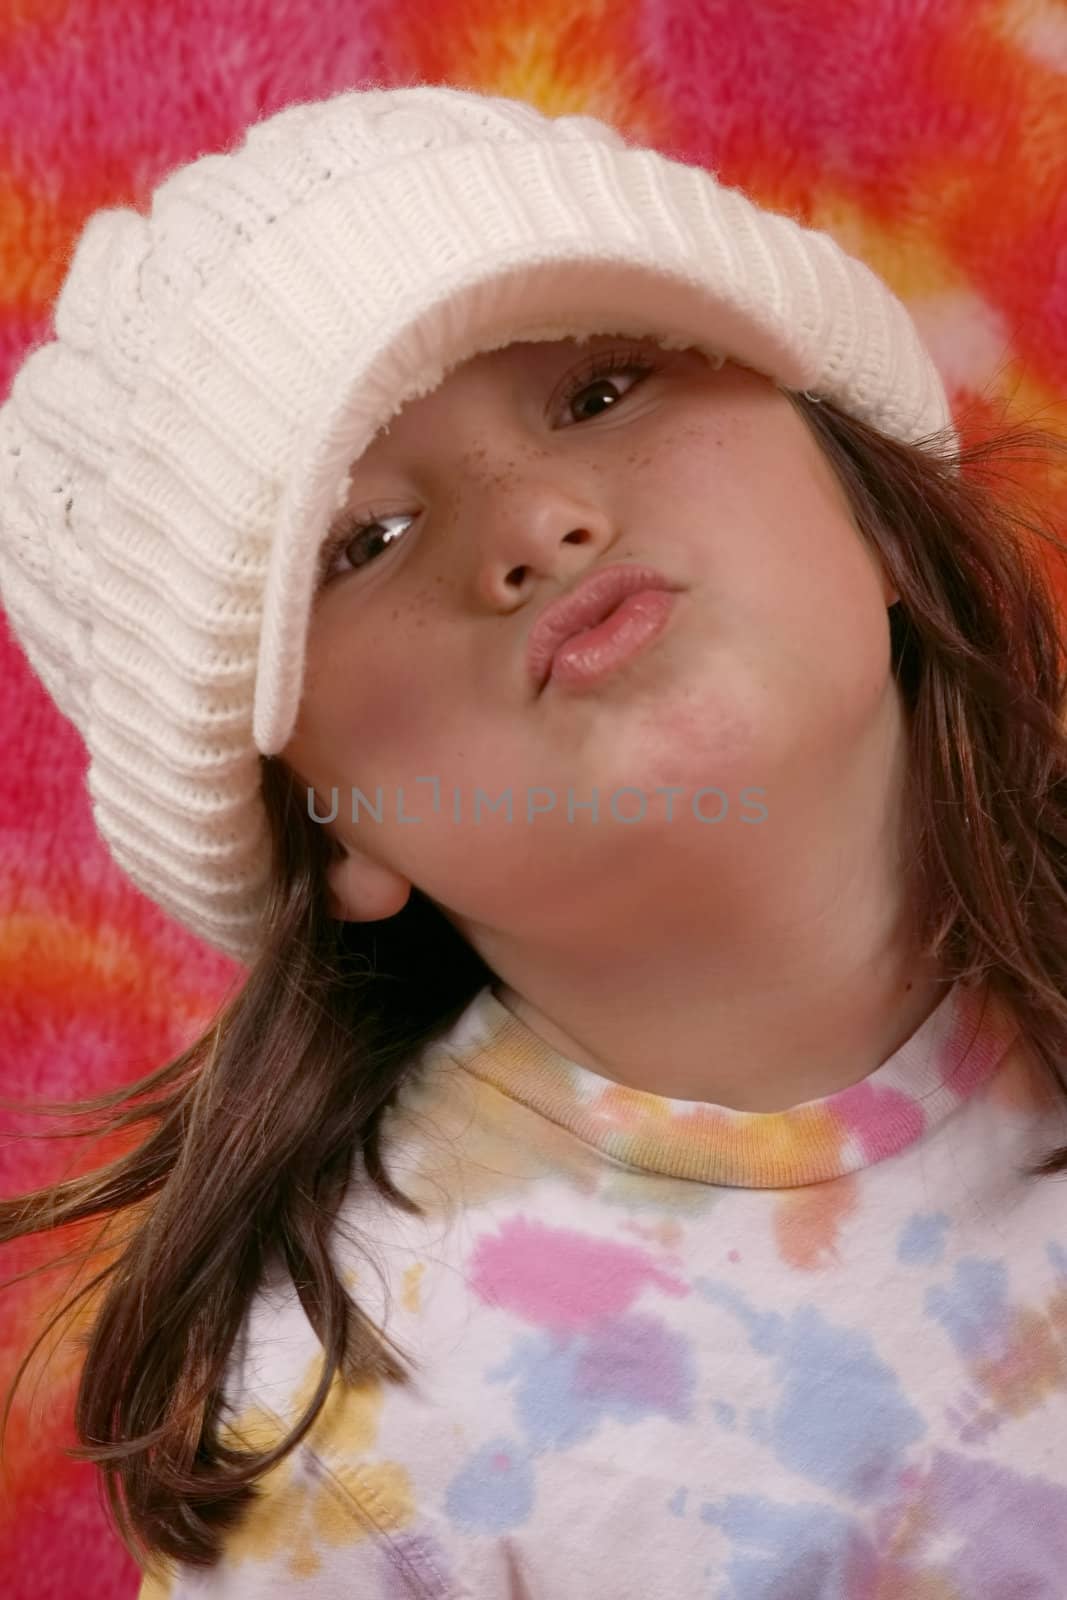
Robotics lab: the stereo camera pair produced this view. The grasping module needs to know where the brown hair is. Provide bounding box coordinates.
[4,390,1067,1575]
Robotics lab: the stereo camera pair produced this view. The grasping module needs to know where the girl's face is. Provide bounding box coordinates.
[282,334,900,961]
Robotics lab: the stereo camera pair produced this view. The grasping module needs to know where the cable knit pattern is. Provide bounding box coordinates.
[0,84,954,965]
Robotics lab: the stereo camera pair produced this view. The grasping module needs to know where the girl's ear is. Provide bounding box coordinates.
[877,560,899,610]
[325,844,413,922]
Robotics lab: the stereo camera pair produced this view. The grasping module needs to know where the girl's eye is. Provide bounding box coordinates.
[317,509,412,588]
[555,347,658,425]
[317,347,659,587]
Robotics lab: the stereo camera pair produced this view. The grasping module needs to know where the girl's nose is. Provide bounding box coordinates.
[460,473,617,607]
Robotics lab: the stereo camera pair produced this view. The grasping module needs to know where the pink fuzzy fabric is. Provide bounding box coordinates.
[1,2,1065,1595]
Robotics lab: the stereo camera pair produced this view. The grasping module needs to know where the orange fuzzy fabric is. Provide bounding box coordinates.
[1,3,1066,1595]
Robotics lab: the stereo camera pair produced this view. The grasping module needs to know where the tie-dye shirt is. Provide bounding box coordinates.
[140,978,1067,1599]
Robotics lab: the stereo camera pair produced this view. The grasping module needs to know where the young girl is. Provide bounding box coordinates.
[2,81,1067,1599]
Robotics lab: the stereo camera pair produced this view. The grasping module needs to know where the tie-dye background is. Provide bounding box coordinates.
[1,2,1066,1595]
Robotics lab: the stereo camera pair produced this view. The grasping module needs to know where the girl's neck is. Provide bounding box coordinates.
[490,956,953,1115]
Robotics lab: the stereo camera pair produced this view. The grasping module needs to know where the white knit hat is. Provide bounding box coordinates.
[0,83,955,966]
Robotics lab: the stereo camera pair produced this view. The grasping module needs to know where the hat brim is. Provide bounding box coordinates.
[248,136,950,757]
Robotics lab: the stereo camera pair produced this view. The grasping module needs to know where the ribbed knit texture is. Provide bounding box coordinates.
[456,979,1018,1186]
[0,84,955,966]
